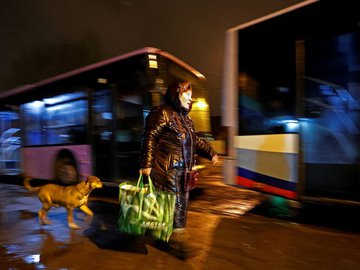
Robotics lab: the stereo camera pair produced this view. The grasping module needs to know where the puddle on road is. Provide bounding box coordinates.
[189,198,260,217]
[1,244,47,270]
[1,229,77,270]
[188,183,264,217]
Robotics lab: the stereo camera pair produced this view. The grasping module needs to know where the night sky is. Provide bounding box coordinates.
[0,0,303,116]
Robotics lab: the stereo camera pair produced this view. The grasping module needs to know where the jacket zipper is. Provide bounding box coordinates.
[180,115,193,170]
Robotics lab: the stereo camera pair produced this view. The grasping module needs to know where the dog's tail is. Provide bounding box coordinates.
[23,177,40,192]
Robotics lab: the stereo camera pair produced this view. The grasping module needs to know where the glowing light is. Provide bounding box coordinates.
[148,54,157,60]
[43,96,65,105]
[24,254,40,263]
[25,100,44,111]
[285,121,299,132]
[97,78,108,84]
[149,60,158,69]
[102,112,112,119]
[194,98,208,110]
[46,103,71,111]
[43,92,85,105]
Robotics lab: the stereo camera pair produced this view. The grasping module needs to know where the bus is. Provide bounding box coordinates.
[0,47,212,184]
[222,0,360,204]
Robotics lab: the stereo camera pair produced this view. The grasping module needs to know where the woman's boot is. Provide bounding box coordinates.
[168,228,197,260]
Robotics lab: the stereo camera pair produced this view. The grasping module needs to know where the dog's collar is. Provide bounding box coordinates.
[78,181,92,196]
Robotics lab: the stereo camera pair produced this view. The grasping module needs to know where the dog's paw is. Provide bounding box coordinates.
[69,223,81,230]
[39,218,52,225]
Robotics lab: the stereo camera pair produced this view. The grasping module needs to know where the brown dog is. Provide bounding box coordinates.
[24,176,103,229]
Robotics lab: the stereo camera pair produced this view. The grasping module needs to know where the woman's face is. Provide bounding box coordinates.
[179,90,192,110]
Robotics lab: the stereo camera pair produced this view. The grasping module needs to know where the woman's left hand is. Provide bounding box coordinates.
[212,154,219,165]
[139,168,152,176]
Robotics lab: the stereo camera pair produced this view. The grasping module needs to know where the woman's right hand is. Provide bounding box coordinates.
[140,168,152,176]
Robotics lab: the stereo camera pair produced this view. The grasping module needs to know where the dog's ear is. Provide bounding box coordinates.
[87,175,96,182]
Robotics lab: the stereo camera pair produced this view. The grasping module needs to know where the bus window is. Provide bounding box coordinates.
[22,101,45,146]
[237,26,298,135]
[0,112,21,175]
[44,98,87,145]
[301,31,360,199]
[22,91,88,146]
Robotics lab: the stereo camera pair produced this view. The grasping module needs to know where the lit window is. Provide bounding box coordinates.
[97,78,108,84]
[149,60,158,69]
[148,54,157,60]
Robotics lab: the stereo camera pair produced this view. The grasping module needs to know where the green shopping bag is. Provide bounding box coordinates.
[117,174,176,242]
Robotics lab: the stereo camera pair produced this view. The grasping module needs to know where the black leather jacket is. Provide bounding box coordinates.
[141,104,216,193]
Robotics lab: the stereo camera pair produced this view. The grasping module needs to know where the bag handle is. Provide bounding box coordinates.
[137,174,155,193]
[136,174,144,188]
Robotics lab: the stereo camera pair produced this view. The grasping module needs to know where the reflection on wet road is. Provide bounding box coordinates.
[0,182,228,269]
[1,180,360,269]
[189,178,264,217]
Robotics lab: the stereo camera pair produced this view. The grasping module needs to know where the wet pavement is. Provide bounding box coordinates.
[1,175,360,270]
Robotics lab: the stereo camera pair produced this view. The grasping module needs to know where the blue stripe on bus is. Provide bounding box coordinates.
[237,167,296,192]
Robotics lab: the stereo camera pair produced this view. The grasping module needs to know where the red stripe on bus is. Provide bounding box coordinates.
[236,176,297,199]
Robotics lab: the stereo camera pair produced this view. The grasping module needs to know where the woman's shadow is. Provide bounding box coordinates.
[83,199,151,254]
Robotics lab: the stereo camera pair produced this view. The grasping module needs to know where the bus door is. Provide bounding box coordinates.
[115,88,144,181]
[92,88,116,181]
